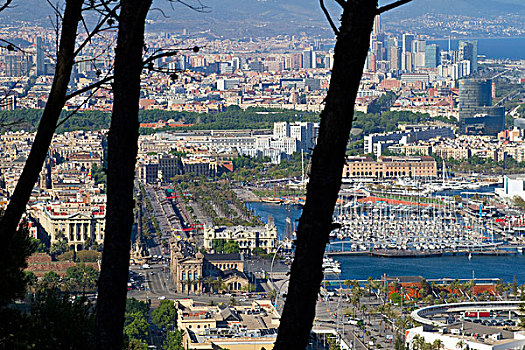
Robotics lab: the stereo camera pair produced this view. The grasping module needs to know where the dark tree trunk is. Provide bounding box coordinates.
[95,0,152,348]
[274,1,378,348]
[0,0,82,251]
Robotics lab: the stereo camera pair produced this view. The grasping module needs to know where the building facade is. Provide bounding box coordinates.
[170,242,251,295]
[343,156,437,179]
[459,79,505,135]
[203,224,278,254]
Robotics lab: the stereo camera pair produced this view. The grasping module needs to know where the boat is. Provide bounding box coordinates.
[323,257,342,274]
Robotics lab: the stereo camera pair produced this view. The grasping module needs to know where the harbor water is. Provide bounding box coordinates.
[246,201,525,283]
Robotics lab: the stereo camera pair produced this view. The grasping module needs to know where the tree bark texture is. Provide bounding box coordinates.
[0,0,82,253]
[274,1,378,349]
[95,0,151,348]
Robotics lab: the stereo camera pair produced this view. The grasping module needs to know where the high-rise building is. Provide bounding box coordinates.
[36,36,45,76]
[373,14,381,37]
[412,40,426,53]
[5,53,29,77]
[402,34,415,54]
[459,40,478,72]
[302,48,313,69]
[402,52,413,72]
[389,46,401,70]
[459,79,504,135]
[401,33,415,70]
[425,44,440,68]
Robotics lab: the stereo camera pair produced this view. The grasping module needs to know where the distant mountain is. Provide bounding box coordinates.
[385,0,525,18]
[1,0,523,37]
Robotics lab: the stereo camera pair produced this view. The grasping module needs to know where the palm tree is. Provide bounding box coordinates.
[268,290,277,303]
[432,339,444,350]
[204,277,214,294]
[214,277,226,293]
[455,340,467,350]
[195,276,204,295]
[412,334,426,350]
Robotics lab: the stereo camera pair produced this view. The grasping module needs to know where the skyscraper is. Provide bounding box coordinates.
[36,37,45,76]
[459,79,504,135]
[402,34,415,54]
[389,46,401,70]
[5,53,29,77]
[425,44,440,68]
[459,40,478,72]
[302,48,313,69]
[373,14,381,37]
[401,33,415,70]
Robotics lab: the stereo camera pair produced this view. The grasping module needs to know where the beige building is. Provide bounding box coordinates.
[343,156,437,179]
[203,224,278,254]
[389,144,432,156]
[433,146,471,160]
[170,241,250,295]
[175,298,280,350]
[31,204,105,250]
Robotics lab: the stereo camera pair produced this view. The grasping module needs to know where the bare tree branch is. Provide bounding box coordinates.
[320,0,340,36]
[57,82,107,129]
[64,75,114,101]
[46,0,64,21]
[74,3,121,56]
[101,0,120,19]
[169,0,210,13]
[0,38,25,53]
[0,0,13,13]
[377,0,412,14]
[143,45,201,65]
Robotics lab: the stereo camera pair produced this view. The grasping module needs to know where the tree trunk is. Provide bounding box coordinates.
[95,0,152,348]
[0,0,82,250]
[274,1,377,349]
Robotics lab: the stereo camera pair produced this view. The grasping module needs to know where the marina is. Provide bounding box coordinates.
[246,179,525,283]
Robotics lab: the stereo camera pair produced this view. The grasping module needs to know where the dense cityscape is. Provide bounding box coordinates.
[1,1,525,349]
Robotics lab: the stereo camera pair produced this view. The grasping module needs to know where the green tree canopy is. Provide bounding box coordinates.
[64,263,99,293]
[124,311,150,342]
[163,329,184,350]
[152,299,177,331]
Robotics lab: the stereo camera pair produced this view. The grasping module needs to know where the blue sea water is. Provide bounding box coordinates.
[427,37,525,60]
[247,201,525,283]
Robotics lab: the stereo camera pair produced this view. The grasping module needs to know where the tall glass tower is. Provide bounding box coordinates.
[36,37,45,76]
[459,79,504,135]
[424,44,440,68]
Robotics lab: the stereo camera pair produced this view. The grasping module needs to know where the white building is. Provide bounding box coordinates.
[496,175,525,201]
[204,224,278,254]
[31,203,106,250]
[407,323,525,350]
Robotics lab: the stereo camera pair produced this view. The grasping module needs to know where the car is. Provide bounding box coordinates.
[158,296,166,300]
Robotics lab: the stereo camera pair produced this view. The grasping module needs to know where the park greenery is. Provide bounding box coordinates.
[176,178,263,227]
[229,152,308,185]
[91,163,107,187]
[124,298,184,349]
[0,106,456,141]
[0,106,319,134]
